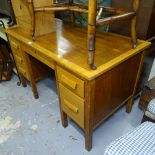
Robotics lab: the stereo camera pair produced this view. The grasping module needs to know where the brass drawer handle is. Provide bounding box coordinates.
[64,99,78,113]
[61,75,77,90]
[11,41,19,50]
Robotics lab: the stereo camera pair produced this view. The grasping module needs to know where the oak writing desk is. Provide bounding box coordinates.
[6,21,150,151]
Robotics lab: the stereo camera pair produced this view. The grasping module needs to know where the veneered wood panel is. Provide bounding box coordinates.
[93,53,142,127]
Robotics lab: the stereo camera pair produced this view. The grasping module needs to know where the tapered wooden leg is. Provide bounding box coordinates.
[61,111,68,128]
[19,73,27,87]
[85,80,95,151]
[30,79,39,99]
[131,16,137,49]
[126,97,134,113]
[85,125,93,151]
[23,52,39,99]
[55,70,68,128]
[126,52,144,113]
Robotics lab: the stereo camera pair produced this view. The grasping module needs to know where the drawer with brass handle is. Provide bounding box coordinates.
[59,83,84,128]
[57,66,84,98]
[64,99,79,113]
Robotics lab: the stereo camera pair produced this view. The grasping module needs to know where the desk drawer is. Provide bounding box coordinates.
[57,66,84,98]
[14,55,27,79]
[19,66,28,79]
[59,83,84,128]
[9,37,21,57]
[22,45,55,70]
[14,55,25,68]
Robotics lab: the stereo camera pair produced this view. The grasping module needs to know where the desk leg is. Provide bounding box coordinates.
[126,52,144,113]
[23,53,39,99]
[0,63,3,81]
[85,80,95,151]
[30,79,39,99]
[126,98,133,113]
[19,72,27,87]
[61,111,68,128]
[55,69,68,128]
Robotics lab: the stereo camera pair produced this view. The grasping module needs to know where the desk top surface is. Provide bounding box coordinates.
[6,21,151,80]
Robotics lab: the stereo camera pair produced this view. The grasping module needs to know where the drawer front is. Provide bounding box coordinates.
[57,66,84,98]
[22,45,55,70]
[19,66,28,79]
[14,55,25,69]
[14,55,27,79]
[9,37,21,57]
[59,84,84,128]
[9,37,28,79]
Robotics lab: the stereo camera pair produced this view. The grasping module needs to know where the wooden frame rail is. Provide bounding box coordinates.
[27,0,140,70]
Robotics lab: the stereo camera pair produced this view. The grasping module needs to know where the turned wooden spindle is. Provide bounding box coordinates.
[131,0,140,48]
[69,0,75,26]
[27,0,36,40]
[87,0,97,70]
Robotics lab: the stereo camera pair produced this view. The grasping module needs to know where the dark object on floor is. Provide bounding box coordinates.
[139,76,155,110]
[141,99,155,123]
[140,77,155,123]
[0,37,13,81]
[141,114,155,123]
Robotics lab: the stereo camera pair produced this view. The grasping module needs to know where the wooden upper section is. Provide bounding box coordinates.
[6,20,151,80]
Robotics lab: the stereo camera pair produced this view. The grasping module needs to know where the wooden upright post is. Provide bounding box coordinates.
[131,0,140,48]
[88,0,97,70]
[69,0,75,26]
[27,0,36,40]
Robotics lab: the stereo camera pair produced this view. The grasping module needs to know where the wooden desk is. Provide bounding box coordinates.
[6,21,150,151]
